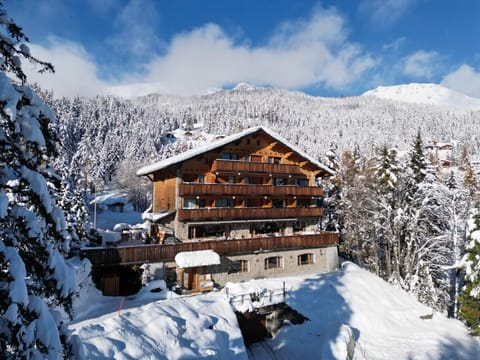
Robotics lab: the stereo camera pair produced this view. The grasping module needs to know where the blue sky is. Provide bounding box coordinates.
[8,0,480,98]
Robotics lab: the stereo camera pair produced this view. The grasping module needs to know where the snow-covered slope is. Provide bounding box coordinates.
[70,262,479,359]
[362,83,480,110]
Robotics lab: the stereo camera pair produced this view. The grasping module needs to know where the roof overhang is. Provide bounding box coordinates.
[136,126,334,177]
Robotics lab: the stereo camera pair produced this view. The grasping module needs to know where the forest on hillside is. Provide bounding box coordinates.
[37,85,480,194]
[34,86,480,334]
[1,3,479,358]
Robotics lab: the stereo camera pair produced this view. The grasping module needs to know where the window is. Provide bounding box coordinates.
[293,221,306,232]
[184,198,197,209]
[268,156,281,164]
[228,176,235,184]
[265,256,283,270]
[297,198,311,208]
[215,199,227,208]
[272,199,286,208]
[221,153,238,160]
[198,175,205,183]
[313,197,323,207]
[244,176,250,184]
[231,260,249,273]
[227,199,235,207]
[189,224,226,239]
[244,154,250,161]
[252,222,280,235]
[297,178,308,186]
[273,178,286,186]
[298,253,314,266]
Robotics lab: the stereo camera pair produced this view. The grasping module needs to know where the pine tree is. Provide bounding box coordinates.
[374,145,399,279]
[463,162,479,198]
[410,130,427,184]
[458,207,480,335]
[0,3,77,358]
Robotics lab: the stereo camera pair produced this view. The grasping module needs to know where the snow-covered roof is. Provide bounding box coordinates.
[90,191,129,206]
[136,126,334,176]
[141,210,176,222]
[175,250,221,268]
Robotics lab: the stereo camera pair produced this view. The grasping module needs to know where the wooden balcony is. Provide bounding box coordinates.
[177,206,323,221]
[179,183,324,197]
[82,232,339,266]
[211,159,302,176]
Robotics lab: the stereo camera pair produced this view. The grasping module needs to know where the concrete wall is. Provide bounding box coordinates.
[150,245,339,288]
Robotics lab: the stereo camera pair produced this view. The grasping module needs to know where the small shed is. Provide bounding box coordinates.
[175,250,220,293]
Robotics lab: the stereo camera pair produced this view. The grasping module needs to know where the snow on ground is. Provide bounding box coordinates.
[71,285,246,360]
[89,190,143,231]
[70,262,479,359]
[91,206,143,231]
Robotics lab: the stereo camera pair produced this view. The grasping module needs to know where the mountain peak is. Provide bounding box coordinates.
[232,83,261,91]
[362,83,480,110]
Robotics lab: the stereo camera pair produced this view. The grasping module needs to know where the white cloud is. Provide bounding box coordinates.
[403,50,439,78]
[441,64,480,98]
[106,0,164,59]
[382,37,406,51]
[139,8,376,96]
[24,38,110,98]
[359,0,414,26]
[24,7,377,98]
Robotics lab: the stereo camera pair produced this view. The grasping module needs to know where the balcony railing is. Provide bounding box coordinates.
[82,232,339,266]
[177,206,323,221]
[179,183,324,197]
[211,159,302,176]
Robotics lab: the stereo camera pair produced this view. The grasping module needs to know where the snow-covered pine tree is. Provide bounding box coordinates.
[374,145,399,280]
[407,175,453,311]
[336,148,382,273]
[0,4,77,358]
[318,144,342,232]
[458,205,480,335]
[442,171,470,317]
[410,130,427,184]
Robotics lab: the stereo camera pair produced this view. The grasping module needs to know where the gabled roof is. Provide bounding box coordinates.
[136,126,334,176]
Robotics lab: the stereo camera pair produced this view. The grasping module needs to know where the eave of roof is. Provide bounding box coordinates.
[136,126,334,176]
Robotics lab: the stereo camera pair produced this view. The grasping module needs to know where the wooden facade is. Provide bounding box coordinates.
[83,232,339,266]
[177,207,324,221]
[131,127,339,292]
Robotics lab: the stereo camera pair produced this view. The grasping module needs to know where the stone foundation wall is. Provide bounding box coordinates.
[212,246,338,286]
[151,245,338,288]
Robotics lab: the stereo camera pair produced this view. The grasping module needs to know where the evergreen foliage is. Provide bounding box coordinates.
[328,134,474,315]
[0,3,81,358]
[458,209,480,335]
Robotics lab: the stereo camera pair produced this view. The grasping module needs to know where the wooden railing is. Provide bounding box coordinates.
[177,206,324,221]
[82,232,339,266]
[179,183,323,197]
[212,159,302,176]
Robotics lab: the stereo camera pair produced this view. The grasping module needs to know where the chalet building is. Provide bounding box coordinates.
[133,126,339,292]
